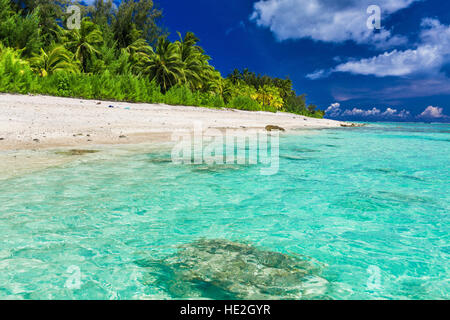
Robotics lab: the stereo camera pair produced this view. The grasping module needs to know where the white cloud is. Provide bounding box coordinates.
[382,107,397,116]
[334,45,443,77]
[342,107,381,117]
[325,102,342,117]
[418,106,447,119]
[250,0,417,47]
[306,69,330,80]
[314,18,450,78]
[325,102,412,119]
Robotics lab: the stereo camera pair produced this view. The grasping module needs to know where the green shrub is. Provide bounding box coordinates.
[0,47,33,93]
[164,85,200,106]
[228,95,262,111]
[55,72,71,96]
[146,79,165,103]
[261,105,278,113]
[0,46,315,116]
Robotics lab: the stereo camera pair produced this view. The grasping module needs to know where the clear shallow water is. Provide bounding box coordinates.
[0,122,449,300]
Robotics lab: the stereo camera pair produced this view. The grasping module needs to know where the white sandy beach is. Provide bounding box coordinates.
[0,94,350,179]
[0,93,347,151]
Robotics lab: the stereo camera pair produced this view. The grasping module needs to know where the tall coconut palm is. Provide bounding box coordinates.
[175,31,220,91]
[29,45,79,76]
[64,18,103,72]
[175,32,205,88]
[140,37,184,93]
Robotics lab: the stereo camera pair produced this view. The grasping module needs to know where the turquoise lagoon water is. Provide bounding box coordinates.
[0,122,449,299]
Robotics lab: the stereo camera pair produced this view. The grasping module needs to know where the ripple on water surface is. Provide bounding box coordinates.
[0,123,449,299]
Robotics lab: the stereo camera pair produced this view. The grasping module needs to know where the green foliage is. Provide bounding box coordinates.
[175,31,212,90]
[140,37,184,93]
[283,94,323,117]
[54,72,70,95]
[13,0,70,46]
[111,0,163,48]
[254,85,284,110]
[284,94,307,114]
[91,44,132,75]
[229,96,262,111]
[227,68,293,97]
[0,0,43,57]
[202,94,225,109]
[0,0,324,117]
[0,45,33,93]
[164,85,200,106]
[29,45,79,76]
[226,68,325,116]
[63,18,103,73]
[29,71,164,103]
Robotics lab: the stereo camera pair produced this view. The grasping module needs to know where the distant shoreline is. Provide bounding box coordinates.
[0,94,350,152]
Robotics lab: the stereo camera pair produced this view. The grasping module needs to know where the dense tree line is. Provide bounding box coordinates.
[0,0,324,117]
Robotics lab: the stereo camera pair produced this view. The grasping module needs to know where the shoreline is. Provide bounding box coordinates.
[0,93,350,152]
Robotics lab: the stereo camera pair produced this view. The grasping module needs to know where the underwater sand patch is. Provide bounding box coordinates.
[55,149,99,156]
[137,239,328,300]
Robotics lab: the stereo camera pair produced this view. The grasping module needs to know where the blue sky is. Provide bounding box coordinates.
[86,1,450,122]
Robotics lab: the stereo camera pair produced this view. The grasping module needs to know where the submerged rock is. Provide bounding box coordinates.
[56,149,99,156]
[137,239,329,300]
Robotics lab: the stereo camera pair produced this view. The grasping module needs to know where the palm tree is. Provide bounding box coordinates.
[273,78,293,99]
[228,69,241,84]
[29,45,79,76]
[175,32,207,89]
[126,37,152,73]
[64,18,103,72]
[140,37,184,93]
[204,75,234,103]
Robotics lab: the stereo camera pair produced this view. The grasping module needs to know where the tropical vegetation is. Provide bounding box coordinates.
[0,0,324,118]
